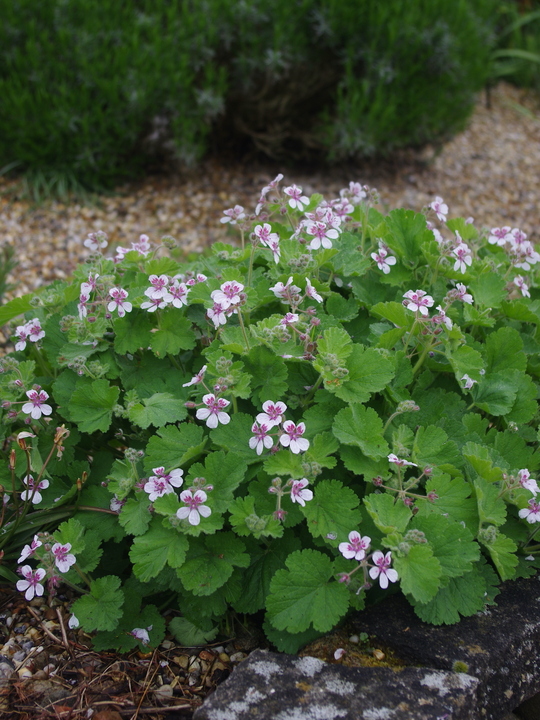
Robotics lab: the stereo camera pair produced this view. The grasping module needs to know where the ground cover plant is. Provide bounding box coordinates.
[1,176,540,654]
[0,0,497,194]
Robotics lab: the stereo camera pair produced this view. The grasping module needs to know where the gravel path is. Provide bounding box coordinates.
[0,81,539,302]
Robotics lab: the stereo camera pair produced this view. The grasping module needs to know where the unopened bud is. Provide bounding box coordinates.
[427,491,438,502]
[372,476,383,486]
[184,401,197,408]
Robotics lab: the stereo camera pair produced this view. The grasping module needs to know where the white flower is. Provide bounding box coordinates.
[18,535,42,564]
[455,283,473,304]
[256,400,287,428]
[387,454,417,468]
[51,543,77,573]
[307,221,339,250]
[519,499,540,524]
[211,281,244,309]
[68,614,79,629]
[20,475,49,505]
[369,551,398,589]
[429,196,448,223]
[371,244,397,274]
[488,226,512,246]
[146,274,170,299]
[289,478,313,507]
[433,305,452,330]
[16,566,46,601]
[176,489,211,525]
[279,421,309,454]
[339,531,371,561]
[140,295,171,312]
[462,374,477,390]
[183,365,207,387]
[169,280,190,307]
[452,242,473,274]
[249,422,274,455]
[283,185,309,211]
[196,394,231,428]
[280,312,299,326]
[207,301,228,328]
[513,276,530,298]
[22,389,52,420]
[107,288,132,318]
[270,277,301,301]
[220,205,245,224]
[130,626,152,645]
[144,466,184,501]
[305,278,323,303]
[403,290,434,316]
[518,469,539,495]
[84,231,108,252]
[254,223,279,247]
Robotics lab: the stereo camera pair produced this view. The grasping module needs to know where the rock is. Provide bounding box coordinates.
[193,649,480,720]
[194,574,540,720]
[348,575,540,719]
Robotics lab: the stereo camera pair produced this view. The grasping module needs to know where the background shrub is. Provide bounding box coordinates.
[491,0,540,91]
[0,0,498,194]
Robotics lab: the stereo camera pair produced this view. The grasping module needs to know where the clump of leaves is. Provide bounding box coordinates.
[1,178,540,654]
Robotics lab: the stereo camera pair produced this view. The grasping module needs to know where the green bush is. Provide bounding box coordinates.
[0,0,498,194]
[491,1,540,90]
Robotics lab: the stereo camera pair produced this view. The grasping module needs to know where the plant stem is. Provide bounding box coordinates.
[237,310,250,351]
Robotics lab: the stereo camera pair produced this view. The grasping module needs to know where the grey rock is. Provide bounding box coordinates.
[194,648,480,720]
[349,575,540,719]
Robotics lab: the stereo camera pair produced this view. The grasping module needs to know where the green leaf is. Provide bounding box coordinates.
[505,371,538,424]
[371,301,412,328]
[412,514,480,579]
[302,391,346,436]
[333,405,389,459]
[334,345,395,404]
[471,373,518,416]
[263,450,305,479]
[331,231,371,276]
[474,477,507,526]
[384,209,431,266]
[262,618,323,655]
[364,494,412,534]
[233,532,301,614]
[210,412,260,464]
[485,327,527,374]
[411,570,488,624]
[144,423,206,473]
[229,496,284,539]
[71,576,124,632]
[307,432,339,468]
[118,496,152,536]
[113,310,153,353]
[187,451,247,513]
[340,446,389,478]
[53,518,86,555]
[127,392,188,429]
[301,479,362,544]
[413,426,460,469]
[480,531,518,581]
[177,533,249,596]
[463,442,506,482]
[150,311,196,357]
[326,293,360,322]
[169,617,218,646]
[129,519,189,582]
[394,544,442,604]
[500,299,540,323]
[0,294,33,325]
[69,379,120,433]
[243,346,288,406]
[424,473,479,534]
[266,549,350,633]
[469,273,507,308]
[447,345,484,384]
[314,327,353,366]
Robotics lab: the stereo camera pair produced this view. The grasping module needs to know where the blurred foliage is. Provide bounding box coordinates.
[492,1,540,89]
[0,0,499,195]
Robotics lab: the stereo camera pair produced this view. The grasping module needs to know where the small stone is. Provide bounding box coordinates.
[173,655,189,670]
[154,684,174,699]
[218,653,230,663]
[229,652,246,663]
[349,635,360,644]
[161,640,174,650]
[17,666,33,679]
[199,650,215,661]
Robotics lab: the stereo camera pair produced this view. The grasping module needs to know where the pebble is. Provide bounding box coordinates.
[229,652,246,663]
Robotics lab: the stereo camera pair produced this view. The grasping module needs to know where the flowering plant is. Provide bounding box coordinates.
[1,177,540,653]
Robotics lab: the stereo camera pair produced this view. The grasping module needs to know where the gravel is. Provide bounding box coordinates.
[0,82,539,304]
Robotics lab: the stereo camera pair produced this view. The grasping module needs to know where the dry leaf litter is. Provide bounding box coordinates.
[0,82,539,719]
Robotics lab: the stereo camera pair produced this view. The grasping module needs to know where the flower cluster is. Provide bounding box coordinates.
[338,531,399,590]
[16,534,77,601]
[140,273,196,312]
[249,400,310,455]
[13,318,45,352]
[207,280,245,328]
